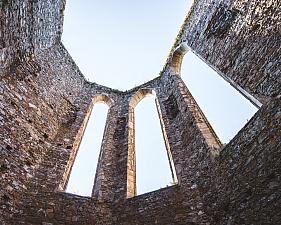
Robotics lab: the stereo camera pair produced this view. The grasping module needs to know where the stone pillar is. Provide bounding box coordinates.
[127,105,136,198]
[92,98,130,203]
[91,105,118,201]
[157,74,222,185]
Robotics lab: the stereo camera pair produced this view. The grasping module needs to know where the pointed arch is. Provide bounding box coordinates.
[64,94,113,196]
[170,42,189,75]
[92,94,114,106]
[127,89,177,197]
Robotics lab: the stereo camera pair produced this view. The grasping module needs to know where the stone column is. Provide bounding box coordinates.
[157,74,222,185]
[92,98,130,203]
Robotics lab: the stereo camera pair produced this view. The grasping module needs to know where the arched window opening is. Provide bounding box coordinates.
[130,91,176,196]
[65,102,109,196]
[181,51,258,144]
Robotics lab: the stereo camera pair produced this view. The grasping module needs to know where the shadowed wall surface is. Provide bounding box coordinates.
[0,0,280,224]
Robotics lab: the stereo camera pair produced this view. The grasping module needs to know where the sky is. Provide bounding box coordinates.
[62,0,192,90]
[63,0,258,196]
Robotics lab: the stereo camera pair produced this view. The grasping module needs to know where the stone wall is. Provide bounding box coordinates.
[1,0,280,224]
[0,0,64,71]
[206,98,281,224]
[165,0,281,106]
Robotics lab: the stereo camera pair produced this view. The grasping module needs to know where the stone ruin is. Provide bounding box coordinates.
[0,0,280,224]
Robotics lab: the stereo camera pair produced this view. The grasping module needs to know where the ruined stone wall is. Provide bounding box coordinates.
[162,1,281,222]
[4,73,222,224]
[165,0,281,106]
[0,44,88,221]
[1,0,280,224]
[205,98,281,224]
[0,0,88,220]
[13,192,112,225]
[0,0,64,71]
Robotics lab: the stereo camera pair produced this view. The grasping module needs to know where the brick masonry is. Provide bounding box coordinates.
[0,0,280,224]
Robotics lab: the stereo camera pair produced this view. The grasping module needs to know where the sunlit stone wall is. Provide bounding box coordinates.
[0,0,280,224]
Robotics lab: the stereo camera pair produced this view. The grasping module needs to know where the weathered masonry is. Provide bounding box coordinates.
[0,0,280,224]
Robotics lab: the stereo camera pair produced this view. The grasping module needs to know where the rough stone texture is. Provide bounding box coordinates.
[165,0,281,106]
[0,0,280,224]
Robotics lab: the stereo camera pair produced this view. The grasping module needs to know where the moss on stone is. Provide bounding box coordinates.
[0,0,9,8]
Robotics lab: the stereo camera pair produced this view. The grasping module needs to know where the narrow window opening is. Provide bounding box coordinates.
[135,94,175,195]
[181,52,258,144]
[65,103,109,196]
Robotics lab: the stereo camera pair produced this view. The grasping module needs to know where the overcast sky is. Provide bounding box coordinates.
[62,0,258,197]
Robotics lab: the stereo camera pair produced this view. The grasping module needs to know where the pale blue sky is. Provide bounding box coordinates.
[66,103,109,196]
[63,0,258,196]
[62,0,192,89]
